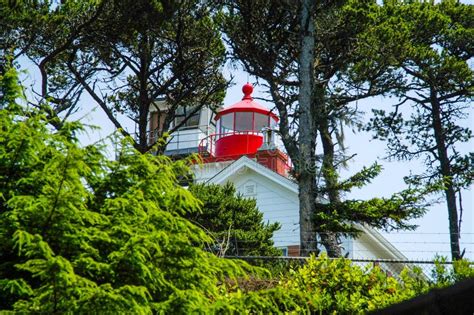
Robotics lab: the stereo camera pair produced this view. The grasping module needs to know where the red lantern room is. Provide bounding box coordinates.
[198,83,290,177]
[212,83,278,157]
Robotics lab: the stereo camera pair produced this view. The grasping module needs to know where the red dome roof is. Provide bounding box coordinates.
[215,84,279,122]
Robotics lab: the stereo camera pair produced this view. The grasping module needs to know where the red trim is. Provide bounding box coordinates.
[215,108,279,122]
[196,145,291,178]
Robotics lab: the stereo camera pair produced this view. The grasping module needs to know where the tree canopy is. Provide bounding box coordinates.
[220,0,439,256]
[0,0,227,153]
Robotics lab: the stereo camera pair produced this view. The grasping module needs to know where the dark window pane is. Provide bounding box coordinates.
[173,106,201,128]
[186,112,200,127]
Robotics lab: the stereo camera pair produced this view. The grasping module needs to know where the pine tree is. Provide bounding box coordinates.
[221,0,431,256]
[364,0,473,260]
[0,0,227,152]
[187,183,281,257]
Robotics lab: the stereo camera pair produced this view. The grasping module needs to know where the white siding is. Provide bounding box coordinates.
[353,232,400,260]
[353,234,383,260]
[224,171,300,247]
[192,161,234,183]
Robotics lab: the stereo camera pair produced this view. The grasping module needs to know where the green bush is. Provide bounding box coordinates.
[284,254,428,313]
[213,254,430,314]
[431,256,474,287]
[222,254,472,314]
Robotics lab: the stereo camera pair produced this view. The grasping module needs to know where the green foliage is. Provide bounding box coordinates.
[212,286,312,314]
[0,66,251,313]
[431,256,474,287]
[0,60,22,108]
[212,254,434,314]
[214,254,473,314]
[187,183,281,257]
[283,254,429,313]
[221,0,442,257]
[1,0,227,152]
[363,0,473,191]
[314,162,434,235]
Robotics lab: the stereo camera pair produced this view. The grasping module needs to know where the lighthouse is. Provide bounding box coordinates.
[151,84,407,262]
[198,83,290,177]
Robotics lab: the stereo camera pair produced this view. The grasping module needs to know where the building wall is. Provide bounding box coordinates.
[192,161,235,183]
[229,170,353,257]
[166,127,207,151]
[353,234,384,260]
[352,229,404,261]
[223,169,300,248]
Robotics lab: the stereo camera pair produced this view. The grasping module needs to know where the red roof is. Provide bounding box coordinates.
[214,84,279,122]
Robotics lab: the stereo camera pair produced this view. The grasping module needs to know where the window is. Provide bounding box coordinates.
[220,113,234,134]
[235,112,253,131]
[243,182,257,196]
[254,113,269,131]
[174,106,200,128]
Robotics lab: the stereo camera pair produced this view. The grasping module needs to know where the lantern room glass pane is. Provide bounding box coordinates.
[270,117,278,128]
[235,112,253,131]
[220,113,234,133]
[254,113,269,131]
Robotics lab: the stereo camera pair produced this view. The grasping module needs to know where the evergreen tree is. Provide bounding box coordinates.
[364,0,473,260]
[188,183,281,257]
[0,0,227,153]
[221,0,430,256]
[0,64,249,313]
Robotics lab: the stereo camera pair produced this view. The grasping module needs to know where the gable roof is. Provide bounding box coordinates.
[356,224,408,261]
[206,156,298,194]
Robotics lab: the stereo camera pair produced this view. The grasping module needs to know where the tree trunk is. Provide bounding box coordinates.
[318,103,342,257]
[138,33,151,154]
[430,88,461,260]
[297,0,318,256]
[298,173,318,255]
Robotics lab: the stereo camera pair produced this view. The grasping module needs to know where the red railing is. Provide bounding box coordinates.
[198,130,263,157]
[198,131,293,173]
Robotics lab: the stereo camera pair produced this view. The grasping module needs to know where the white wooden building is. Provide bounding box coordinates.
[193,155,407,261]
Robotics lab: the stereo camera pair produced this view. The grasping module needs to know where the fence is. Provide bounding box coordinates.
[224,255,473,280]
